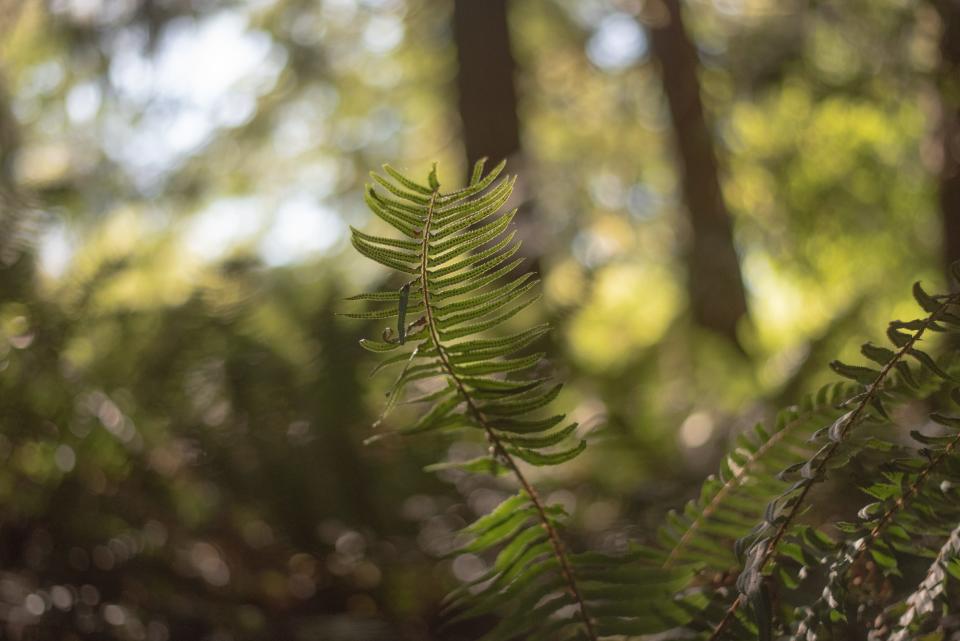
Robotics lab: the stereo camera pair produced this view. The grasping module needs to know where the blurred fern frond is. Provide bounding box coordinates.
[701,279,960,641]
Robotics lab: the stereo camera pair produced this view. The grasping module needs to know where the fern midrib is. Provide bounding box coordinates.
[708,295,958,641]
[418,188,598,641]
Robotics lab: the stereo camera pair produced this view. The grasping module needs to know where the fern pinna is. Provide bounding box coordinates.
[348,159,960,641]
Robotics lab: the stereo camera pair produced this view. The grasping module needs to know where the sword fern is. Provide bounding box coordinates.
[346,160,600,640]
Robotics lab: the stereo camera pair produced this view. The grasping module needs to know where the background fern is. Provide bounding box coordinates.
[698,279,960,640]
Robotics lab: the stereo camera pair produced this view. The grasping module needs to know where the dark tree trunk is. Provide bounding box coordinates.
[934,0,960,284]
[452,0,522,172]
[648,0,749,348]
[451,0,553,270]
[0,82,17,187]
[0,75,31,270]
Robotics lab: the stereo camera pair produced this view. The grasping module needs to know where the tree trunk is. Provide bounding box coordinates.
[648,0,749,348]
[452,0,522,173]
[452,0,553,268]
[934,0,960,284]
[0,74,31,273]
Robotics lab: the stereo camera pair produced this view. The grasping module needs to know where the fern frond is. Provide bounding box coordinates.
[706,283,960,641]
[889,522,960,640]
[347,160,600,640]
[660,382,852,573]
[794,399,960,639]
[656,379,937,638]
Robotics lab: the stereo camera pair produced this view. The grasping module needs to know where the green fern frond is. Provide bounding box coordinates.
[656,377,942,638]
[347,160,599,640]
[659,382,852,573]
[704,282,960,641]
[794,397,960,639]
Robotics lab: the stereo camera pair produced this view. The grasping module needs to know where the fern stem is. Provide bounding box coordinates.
[707,295,959,641]
[418,189,599,641]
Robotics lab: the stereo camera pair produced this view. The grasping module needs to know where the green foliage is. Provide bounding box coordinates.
[348,160,601,640]
[717,281,960,641]
[351,161,960,641]
[657,381,852,573]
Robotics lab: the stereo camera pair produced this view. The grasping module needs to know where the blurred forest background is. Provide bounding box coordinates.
[0,0,956,639]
